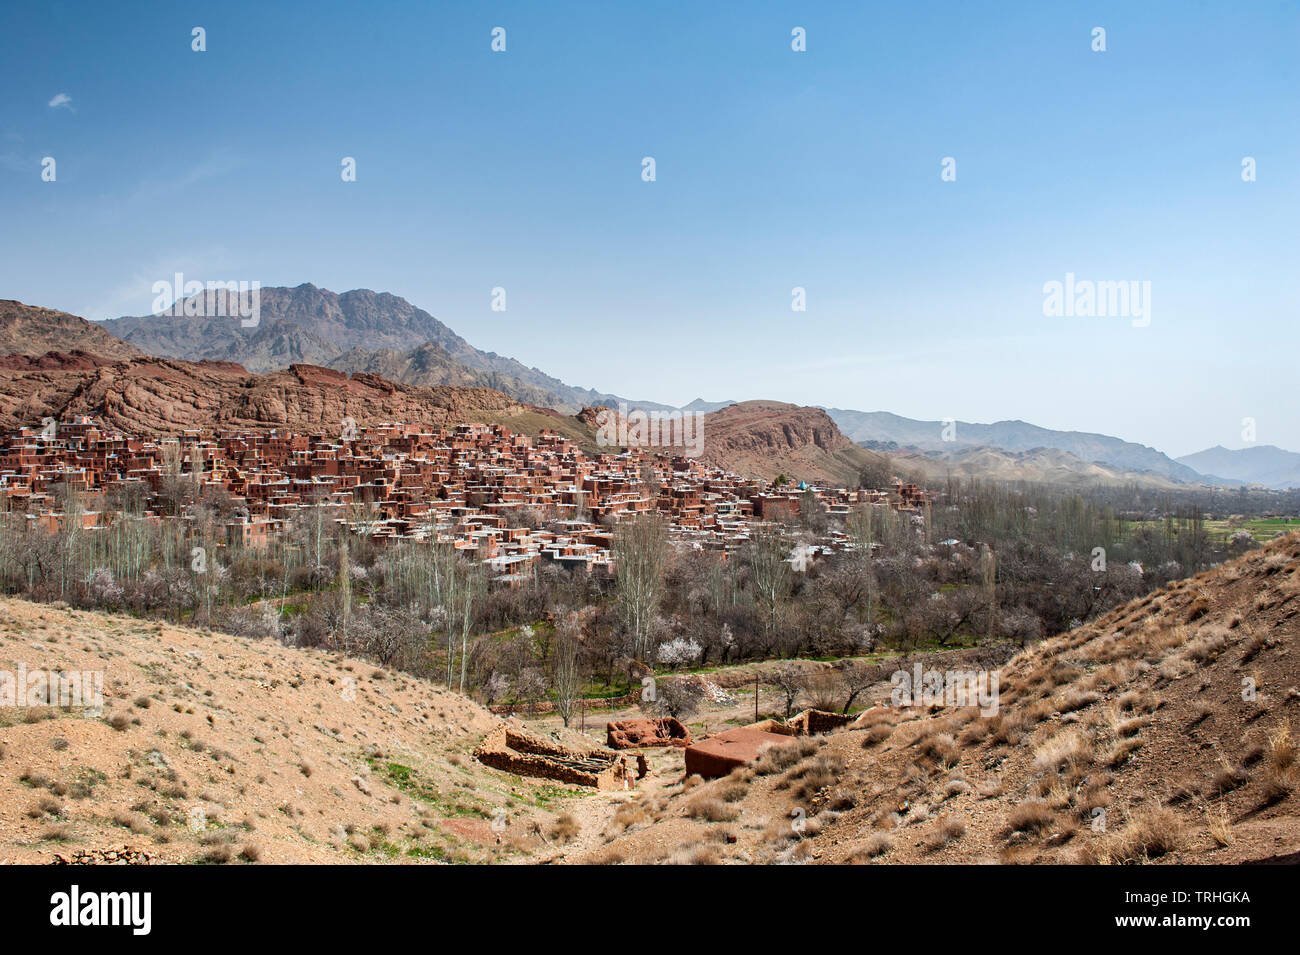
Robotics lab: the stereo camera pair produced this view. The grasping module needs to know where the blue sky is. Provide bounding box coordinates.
[1,0,1296,458]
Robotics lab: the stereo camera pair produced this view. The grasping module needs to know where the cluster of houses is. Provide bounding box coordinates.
[0,416,929,583]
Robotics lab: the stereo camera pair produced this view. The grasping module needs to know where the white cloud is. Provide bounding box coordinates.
[48,93,73,110]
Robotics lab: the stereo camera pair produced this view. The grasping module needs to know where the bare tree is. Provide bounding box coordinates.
[614,514,668,663]
[837,661,880,714]
[980,543,997,641]
[338,536,351,643]
[552,611,582,727]
[449,555,484,694]
[642,674,707,721]
[768,662,802,719]
[746,524,791,642]
[799,666,842,712]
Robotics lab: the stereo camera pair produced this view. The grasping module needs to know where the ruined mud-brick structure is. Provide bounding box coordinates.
[684,727,800,779]
[606,717,692,750]
[474,723,647,790]
[742,709,856,738]
[785,708,856,735]
[742,718,797,737]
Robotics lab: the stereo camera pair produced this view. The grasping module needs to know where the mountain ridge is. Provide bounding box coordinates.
[824,407,1210,485]
[100,284,677,413]
[1,292,1271,490]
[1177,444,1300,489]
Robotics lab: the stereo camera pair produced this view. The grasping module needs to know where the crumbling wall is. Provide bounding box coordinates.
[474,723,647,790]
[741,718,797,737]
[786,708,856,735]
[606,717,692,749]
[741,709,855,737]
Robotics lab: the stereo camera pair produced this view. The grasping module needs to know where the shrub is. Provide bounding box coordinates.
[851,832,893,861]
[1269,722,1296,774]
[685,798,738,823]
[927,815,966,849]
[1032,730,1092,774]
[1005,800,1054,835]
[549,813,580,844]
[107,712,131,731]
[1102,805,1185,863]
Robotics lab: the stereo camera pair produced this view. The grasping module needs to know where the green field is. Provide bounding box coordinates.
[1203,517,1300,542]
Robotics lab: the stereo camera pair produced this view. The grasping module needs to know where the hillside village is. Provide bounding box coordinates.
[0,415,930,582]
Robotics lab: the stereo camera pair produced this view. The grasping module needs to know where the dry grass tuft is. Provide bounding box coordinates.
[1032,729,1092,774]
[926,815,966,850]
[849,832,894,861]
[1102,736,1144,768]
[1005,800,1055,836]
[918,732,960,767]
[1083,805,1185,864]
[1205,806,1233,848]
[549,812,580,844]
[665,843,722,865]
[1268,722,1296,774]
[1208,759,1249,796]
[685,797,738,823]
[753,739,816,776]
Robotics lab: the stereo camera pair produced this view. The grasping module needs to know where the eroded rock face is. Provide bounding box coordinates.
[703,401,851,454]
[693,400,884,486]
[0,350,113,371]
[0,356,530,434]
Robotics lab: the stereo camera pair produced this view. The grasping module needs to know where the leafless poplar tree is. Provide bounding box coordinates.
[552,611,582,727]
[614,514,668,662]
[746,523,791,641]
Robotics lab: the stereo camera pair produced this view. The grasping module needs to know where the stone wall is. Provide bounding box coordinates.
[606,717,691,749]
[474,723,647,790]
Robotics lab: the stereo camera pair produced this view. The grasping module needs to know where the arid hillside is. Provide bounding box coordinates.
[695,400,898,487]
[0,599,597,864]
[578,533,1300,864]
[893,445,1191,490]
[0,301,142,362]
[327,342,566,408]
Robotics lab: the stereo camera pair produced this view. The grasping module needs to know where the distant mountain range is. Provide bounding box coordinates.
[889,445,1196,490]
[823,408,1213,485]
[5,285,1297,490]
[100,284,673,413]
[1175,445,1300,489]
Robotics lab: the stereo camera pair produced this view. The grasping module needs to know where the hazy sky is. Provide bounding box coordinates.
[1,1,1296,458]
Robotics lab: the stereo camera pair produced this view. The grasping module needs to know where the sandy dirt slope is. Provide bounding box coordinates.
[0,600,597,864]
